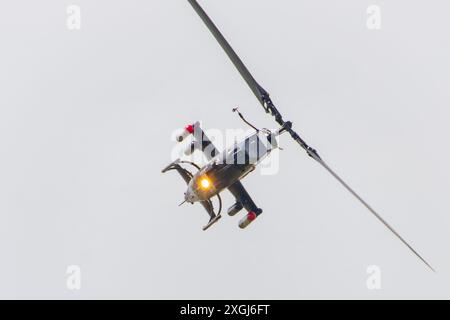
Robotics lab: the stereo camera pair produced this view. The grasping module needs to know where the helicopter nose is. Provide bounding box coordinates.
[184,190,199,203]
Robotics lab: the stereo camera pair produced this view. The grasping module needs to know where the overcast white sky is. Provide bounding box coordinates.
[0,0,449,299]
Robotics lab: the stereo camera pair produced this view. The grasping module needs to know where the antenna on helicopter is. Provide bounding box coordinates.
[179,199,187,207]
[186,0,434,271]
[232,107,260,132]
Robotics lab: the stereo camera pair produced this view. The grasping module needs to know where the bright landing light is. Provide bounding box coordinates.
[200,177,211,189]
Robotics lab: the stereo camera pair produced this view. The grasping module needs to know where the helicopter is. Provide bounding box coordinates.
[162,0,434,271]
[163,112,284,231]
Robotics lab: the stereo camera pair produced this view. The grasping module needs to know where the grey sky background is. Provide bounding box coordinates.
[0,0,449,299]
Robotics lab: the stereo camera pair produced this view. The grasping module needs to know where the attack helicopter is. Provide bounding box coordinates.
[162,0,434,271]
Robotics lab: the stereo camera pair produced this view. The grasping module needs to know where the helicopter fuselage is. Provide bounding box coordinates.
[184,130,278,203]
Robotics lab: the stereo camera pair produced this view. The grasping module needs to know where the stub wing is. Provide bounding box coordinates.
[227,181,259,213]
[227,181,263,229]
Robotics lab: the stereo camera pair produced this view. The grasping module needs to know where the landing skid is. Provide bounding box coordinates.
[202,214,222,231]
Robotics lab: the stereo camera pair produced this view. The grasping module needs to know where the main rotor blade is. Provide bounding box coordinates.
[297,136,435,272]
[187,0,269,109]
